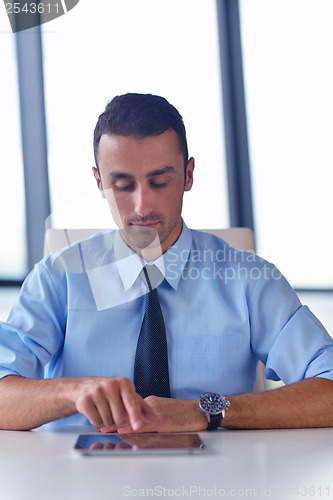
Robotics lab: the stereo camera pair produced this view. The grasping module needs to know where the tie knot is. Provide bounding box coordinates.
[142,265,164,291]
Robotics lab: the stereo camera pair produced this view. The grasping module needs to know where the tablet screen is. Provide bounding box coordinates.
[74,432,204,455]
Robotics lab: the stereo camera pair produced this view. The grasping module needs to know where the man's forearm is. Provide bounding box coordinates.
[99,377,333,431]
[223,377,333,429]
[0,374,159,431]
[0,375,79,430]
[2,375,332,432]
[116,378,333,434]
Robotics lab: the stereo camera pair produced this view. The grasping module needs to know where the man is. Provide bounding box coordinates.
[0,93,333,432]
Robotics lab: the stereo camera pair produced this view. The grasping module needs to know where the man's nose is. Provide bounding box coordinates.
[133,185,153,217]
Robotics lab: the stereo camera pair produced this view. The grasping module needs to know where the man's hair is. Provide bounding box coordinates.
[93,93,189,173]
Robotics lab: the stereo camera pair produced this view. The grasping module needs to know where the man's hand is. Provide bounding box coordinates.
[96,396,208,434]
[74,377,159,431]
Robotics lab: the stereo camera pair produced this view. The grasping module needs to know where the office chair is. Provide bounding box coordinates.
[44,227,255,255]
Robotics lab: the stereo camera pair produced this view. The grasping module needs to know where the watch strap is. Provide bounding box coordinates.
[206,413,223,430]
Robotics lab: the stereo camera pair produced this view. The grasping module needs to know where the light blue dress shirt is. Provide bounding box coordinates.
[1,222,333,425]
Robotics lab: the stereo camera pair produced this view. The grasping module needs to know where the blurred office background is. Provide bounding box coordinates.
[0,0,332,331]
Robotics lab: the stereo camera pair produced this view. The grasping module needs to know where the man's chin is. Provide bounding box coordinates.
[123,226,161,250]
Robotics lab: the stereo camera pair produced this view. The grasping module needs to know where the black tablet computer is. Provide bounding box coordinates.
[74,432,205,456]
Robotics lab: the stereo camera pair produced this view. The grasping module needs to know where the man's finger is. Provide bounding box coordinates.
[117,380,146,430]
[76,395,103,426]
[92,384,115,426]
[104,379,132,428]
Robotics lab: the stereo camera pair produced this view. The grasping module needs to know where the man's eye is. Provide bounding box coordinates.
[114,182,134,191]
[150,181,167,188]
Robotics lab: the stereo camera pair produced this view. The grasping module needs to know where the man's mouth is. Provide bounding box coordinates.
[130,221,160,228]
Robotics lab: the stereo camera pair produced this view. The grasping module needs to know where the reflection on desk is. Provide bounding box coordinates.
[0,425,332,500]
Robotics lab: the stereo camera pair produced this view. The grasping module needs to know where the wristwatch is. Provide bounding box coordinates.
[199,392,230,430]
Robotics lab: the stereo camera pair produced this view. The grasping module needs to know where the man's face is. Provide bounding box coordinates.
[93,129,194,257]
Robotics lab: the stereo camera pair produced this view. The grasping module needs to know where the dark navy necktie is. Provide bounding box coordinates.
[134,266,170,398]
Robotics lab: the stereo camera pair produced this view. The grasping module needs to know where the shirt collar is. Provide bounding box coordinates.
[162,221,192,290]
[114,231,142,291]
[115,220,193,291]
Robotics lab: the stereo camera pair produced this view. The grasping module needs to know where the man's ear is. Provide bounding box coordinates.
[184,157,195,192]
[92,167,106,199]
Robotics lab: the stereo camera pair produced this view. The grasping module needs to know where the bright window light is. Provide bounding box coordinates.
[42,0,228,232]
[240,0,333,288]
[0,28,27,279]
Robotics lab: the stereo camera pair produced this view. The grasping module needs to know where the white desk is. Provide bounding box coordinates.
[0,426,332,500]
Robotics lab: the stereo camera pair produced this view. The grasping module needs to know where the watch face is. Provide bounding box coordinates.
[199,393,226,415]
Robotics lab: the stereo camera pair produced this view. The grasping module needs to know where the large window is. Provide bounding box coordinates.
[240,0,333,289]
[41,0,228,231]
[0,28,27,280]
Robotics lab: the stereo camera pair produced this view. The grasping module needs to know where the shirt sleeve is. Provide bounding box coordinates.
[248,260,333,384]
[0,261,66,380]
